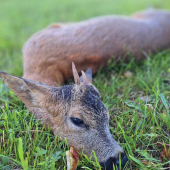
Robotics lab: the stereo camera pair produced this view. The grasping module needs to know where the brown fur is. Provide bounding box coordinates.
[22,9,170,86]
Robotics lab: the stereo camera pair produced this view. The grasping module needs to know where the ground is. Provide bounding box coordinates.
[0,0,170,169]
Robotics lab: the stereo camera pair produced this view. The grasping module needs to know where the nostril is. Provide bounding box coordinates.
[100,154,128,170]
[100,157,116,170]
[116,153,125,164]
[116,153,128,168]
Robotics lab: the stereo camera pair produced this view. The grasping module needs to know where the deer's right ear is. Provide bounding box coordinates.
[0,72,54,107]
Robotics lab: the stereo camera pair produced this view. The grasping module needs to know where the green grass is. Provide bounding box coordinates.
[0,0,170,169]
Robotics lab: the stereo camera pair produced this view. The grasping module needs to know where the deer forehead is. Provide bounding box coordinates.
[51,84,109,120]
[70,85,109,122]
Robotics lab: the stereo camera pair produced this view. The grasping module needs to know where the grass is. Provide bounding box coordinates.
[0,0,170,169]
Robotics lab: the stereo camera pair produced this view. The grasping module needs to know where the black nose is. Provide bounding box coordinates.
[100,153,128,170]
[115,153,128,170]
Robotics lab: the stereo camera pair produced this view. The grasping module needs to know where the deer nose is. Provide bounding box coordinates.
[99,153,128,170]
[115,153,128,170]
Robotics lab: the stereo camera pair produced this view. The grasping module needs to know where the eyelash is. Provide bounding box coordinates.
[70,117,85,128]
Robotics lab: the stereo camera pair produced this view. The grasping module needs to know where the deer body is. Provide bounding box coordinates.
[23,9,170,86]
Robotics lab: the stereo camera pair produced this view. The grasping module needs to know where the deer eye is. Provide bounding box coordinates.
[70,117,85,128]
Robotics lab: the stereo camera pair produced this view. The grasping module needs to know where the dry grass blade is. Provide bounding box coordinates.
[66,146,80,170]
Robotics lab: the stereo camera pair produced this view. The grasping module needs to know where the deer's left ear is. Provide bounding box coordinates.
[0,72,55,107]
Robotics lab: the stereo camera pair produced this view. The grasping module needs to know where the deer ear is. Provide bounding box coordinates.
[0,72,54,107]
[80,68,92,84]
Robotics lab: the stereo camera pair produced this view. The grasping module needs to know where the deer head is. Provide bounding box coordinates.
[0,63,128,170]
